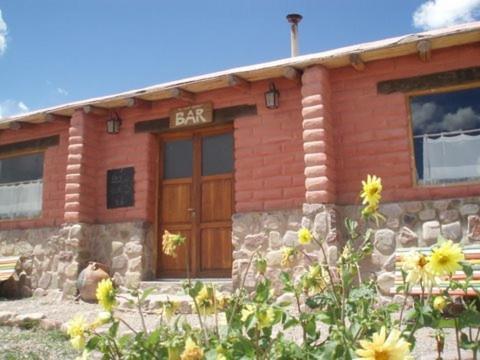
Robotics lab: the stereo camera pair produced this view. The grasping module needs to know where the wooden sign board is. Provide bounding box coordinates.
[170,103,213,129]
[107,167,135,209]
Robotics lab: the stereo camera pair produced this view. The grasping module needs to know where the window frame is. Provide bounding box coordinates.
[406,81,480,188]
[0,149,45,221]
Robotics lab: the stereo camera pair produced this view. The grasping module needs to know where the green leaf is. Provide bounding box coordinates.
[460,262,473,278]
[109,320,120,338]
[140,287,156,303]
[86,336,101,351]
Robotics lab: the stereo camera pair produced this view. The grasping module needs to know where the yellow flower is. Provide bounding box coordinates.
[257,307,275,329]
[162,231,186,258]
[356,327,413,360]
[67,314,89,350]
[298,227,313,245]
[181,337,204,360]
[427,240,465,277]
[71,335,86,351]
[90,311,112,329]
[280,246,297,267]
[433,296,447,312]
[162,301,180,320]
[360,174,382,207]
[241,304,256,322]
[96,278,116,311]
[195,285,222,316]
[402,251,436,288]
[302,264,329,294]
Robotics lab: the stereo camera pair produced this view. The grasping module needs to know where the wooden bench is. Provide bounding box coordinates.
[0,256,20,283]
[390,245,480,297]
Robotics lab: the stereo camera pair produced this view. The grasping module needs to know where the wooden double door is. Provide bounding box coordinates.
[157,125,233,278]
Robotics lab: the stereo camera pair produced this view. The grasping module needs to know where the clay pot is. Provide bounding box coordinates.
[76,262,110,302]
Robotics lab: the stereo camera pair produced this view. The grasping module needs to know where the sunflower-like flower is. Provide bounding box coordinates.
[162,231,186,258]
[181,337,204,360]
[162,300,180,320]
[67,314,89,351]
[302,264,329,294]
[280,246,297,267]
[241,304,256,322]
[195,285,222,316]
[356,327,413,360]
[96,278,116,312]
[360,174,382,207]
[257,306,275,329]
[433,296,447,312]
[298,227,313,245]
[427,240,465,277]
[402,251,436,288]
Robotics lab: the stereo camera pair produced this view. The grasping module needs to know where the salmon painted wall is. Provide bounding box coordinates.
[0,122,69,229]
[331,43,480,205]
[89,78,305,223]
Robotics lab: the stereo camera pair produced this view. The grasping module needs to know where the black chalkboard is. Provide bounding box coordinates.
[107,167,135,209]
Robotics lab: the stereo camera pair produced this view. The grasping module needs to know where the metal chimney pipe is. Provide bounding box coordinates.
[286,13,303,57]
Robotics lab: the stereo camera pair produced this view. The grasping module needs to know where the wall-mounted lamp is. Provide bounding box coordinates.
[264,83,280,109]
[106,112,122,134]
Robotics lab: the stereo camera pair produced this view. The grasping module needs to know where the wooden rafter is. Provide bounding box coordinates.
[227,74,250,91]
[170,88,195,103]
[82,105,109,116]
[417,39,432,62]
[349,53,365,71]
[283,66,301,81]
[126,98,152,109]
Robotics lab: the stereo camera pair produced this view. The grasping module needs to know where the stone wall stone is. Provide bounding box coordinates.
[0,221,154,298]
[339,196,480,295]
[232,204,340,294]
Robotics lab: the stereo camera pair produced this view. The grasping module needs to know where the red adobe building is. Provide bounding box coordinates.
[0,22,480,297]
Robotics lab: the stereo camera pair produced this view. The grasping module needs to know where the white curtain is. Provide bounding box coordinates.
[0,180,43,219]
[423,133,480,183]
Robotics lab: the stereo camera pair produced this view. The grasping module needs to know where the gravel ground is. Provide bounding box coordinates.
[0,293,478,359]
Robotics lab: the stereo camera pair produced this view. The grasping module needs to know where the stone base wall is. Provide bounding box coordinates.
[340,197,480,295]
[0,221,154,298]
[232,204,339,293]
[88,221,155,288]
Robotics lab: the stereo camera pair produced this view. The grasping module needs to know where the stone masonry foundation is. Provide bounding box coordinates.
[0,221,154,298]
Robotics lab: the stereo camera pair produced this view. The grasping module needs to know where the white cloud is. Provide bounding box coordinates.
[413,0,480,30]
[57,87,68,96]
[0,9,7,55]
[0,100,29,119]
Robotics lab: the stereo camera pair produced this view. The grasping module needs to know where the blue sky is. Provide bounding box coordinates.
[0,0,479,117]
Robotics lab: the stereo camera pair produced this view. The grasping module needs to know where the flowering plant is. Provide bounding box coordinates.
[66,175,479,360]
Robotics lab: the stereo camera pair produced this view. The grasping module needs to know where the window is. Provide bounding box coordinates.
[202,133,233,176]
[0,152,44,219]
[163,139,193,179]
[410,86,480,185]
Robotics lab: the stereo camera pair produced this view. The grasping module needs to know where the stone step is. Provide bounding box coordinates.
[139,278,233,295]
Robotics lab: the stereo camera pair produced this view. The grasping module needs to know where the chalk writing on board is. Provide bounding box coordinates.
[107,167,134,209]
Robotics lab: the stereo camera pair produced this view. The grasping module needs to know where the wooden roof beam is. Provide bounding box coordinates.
[227,74,251,92]
[349,53,365,71]
[170,88,196,103]
[126,98,153,110]
[417,39,432,62]
[8,121,22,130]
[283,66,302,81]
[44,114,71,123]
[82,105,109,116]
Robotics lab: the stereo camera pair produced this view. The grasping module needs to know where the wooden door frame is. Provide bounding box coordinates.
[156,123,234,278]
